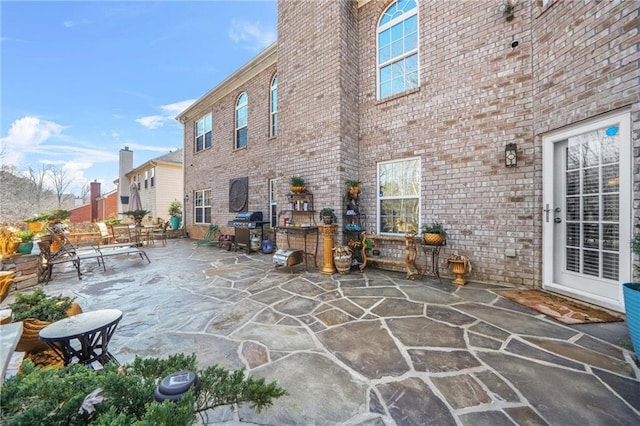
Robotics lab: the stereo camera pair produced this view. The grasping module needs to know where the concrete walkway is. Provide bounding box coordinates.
[9,239,640,425]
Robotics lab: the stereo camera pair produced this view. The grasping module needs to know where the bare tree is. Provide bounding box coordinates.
[78,182,90,203]
[49,166,73,208]
[26,164,52,211]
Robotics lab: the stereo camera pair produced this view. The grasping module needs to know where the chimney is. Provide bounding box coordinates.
[118,147,134,213]
[90,180,101,222]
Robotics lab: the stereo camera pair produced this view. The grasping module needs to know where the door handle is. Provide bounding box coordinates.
[554,218,562,223]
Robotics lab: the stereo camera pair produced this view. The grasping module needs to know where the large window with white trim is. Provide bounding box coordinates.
[270,75,278,137]
[377,0,419,99]
[194,189,212,224]
[195,114,212,152]
[235,92,248,149]
[377,157,420,234]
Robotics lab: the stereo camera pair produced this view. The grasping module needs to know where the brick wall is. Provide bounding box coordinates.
[183,59,278,231]
[356,1,535,285]
[182,0,638,286]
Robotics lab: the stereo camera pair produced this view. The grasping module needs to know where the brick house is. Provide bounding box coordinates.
[177,0,639,312]
[69,181,118,223]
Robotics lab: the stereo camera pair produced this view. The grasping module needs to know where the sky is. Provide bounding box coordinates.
[0,0,277,195]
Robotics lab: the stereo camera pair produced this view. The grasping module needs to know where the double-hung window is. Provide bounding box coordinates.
[270,75,278,137]
[235,92,248,149]
[150,167,155,187]
[144,170,148,189]
[377,157,421,234]
[194,189,212,224]
[377,0,419,99]
[195,114,212,152]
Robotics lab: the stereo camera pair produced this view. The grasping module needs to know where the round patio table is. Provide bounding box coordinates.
[39,309,122,367]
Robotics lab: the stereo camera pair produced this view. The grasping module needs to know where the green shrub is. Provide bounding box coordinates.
[0,353,287,425]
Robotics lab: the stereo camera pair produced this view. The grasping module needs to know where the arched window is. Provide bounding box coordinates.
[377,0,419,99]
[270,75,278,137]
[235,92,248,149]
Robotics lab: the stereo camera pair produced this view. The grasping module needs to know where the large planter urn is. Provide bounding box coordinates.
[333,246,353,274]
[170,216,181,230]
[16,318,51,353]
[623,283,640,356]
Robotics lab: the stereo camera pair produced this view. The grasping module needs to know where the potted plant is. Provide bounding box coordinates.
[421,221,447,246]
[121,209,151,228]
[319,207,337,225]
[15,230,35,255]
[23,216,45,233]
[168,199,182,230]
[345,179,362,201]
[9,287,81,353]
[447,252,471,286]
[623,234,640,356]
[44,209,72,225]
[289,176,306,194]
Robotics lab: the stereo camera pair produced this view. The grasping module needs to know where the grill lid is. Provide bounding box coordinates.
[233,211,263,222]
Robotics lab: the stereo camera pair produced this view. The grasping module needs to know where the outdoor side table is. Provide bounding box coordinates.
[39,309,123,367]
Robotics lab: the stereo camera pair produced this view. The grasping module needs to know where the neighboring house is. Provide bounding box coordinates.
[116,148,184,225]
[176,0,638,313]
[69,181,118,223]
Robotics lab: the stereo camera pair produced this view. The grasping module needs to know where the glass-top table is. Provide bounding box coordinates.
[39,309,123,367]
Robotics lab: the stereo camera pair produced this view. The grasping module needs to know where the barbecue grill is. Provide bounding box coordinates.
[227,211,268,254]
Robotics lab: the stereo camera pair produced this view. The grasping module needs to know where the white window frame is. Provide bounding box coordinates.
[195,114,212,152]
[194,189,212,224]
[377,157,421,235]
[144,170,148,189]
[377,0,419,100]
[150,167,155,187]
[270,75,278,137]
[235,92,248,149]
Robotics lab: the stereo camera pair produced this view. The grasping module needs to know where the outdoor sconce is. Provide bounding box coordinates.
[499,0,518,21]
[184,194,189,202]
[505,143,517,167]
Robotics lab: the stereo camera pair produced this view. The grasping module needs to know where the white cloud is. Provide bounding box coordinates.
[135,99,196,129]
[228,20,276,51]
[135,115,165,129]
[0,116,65,165]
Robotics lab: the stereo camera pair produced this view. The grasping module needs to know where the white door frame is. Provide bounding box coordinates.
[542,109,632,312]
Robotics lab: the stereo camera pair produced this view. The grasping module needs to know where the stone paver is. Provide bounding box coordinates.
[5,239,638,425]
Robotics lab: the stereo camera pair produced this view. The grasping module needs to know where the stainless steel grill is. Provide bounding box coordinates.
[227,211,268,253]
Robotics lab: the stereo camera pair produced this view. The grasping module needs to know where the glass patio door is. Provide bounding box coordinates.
[543,111,631,312]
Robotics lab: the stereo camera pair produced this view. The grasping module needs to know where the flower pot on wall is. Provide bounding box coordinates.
[170,216,180,230]
[623,283,640,356]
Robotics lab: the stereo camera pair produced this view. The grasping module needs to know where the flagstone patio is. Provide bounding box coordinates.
[4,238,639,425]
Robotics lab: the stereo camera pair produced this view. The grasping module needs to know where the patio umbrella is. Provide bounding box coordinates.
[129,181,143,211]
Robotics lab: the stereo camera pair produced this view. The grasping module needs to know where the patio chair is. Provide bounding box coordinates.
[38,240,81,282]
[110,225,135,244]
[196,225,221,247]
[46,225,106,274]
[96,222,115,244]
[148,221,169,246]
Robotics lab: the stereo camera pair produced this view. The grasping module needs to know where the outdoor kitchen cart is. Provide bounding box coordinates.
[275,192,319,267]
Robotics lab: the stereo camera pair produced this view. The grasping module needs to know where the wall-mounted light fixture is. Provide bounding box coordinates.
[505,143,517,167]
[499,0,518,21]
[184,194,189,202]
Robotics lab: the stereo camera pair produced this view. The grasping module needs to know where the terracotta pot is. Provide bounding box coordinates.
[290,186,306,194]
[16,318,51,353]
[65,301,83,317]
[27,222,44,233]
